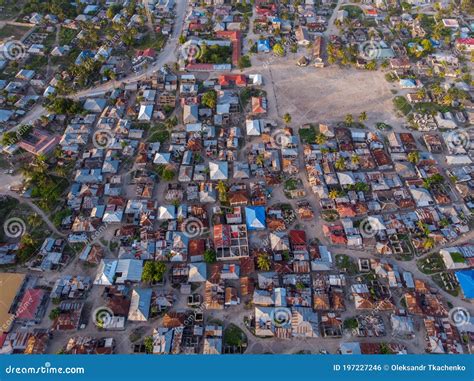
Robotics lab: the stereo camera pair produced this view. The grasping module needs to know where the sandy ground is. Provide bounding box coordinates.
[249,54,405,128]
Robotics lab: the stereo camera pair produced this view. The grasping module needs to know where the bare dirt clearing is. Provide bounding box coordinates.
[252,55,404,128]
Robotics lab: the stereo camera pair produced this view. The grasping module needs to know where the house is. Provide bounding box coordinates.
[128,288,152,321]
[19,130,60,156]
[188,263,207,283]
[94,259,143,285]
[15,289,48,324]
[455,270,474,300]
[246,119,261,136]
[295,26,310,46]
[245,206,266,231]
[209,161,228,180]
[83,98,107,113]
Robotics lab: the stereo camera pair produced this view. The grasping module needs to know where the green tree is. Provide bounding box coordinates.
[142,262,166,283]
[335,157,346,171]
[315,133,327,145]
[49,307,61,320]
[257,253,271,271]
[329,189,340,199]
[216,180,227,202]
[344,114,354,126]
[238,55,251,69]
[201,90,217,109]
[273,43,285,57]
[144,336,154,354]
[179,35,186,44]
[204,249,217,263]
[407,151,420,164]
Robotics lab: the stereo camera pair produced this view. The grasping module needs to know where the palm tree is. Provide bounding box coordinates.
[315,133,327,145]
[423,237,435,250]
[329,189,340,199]
[257,253,271,271]
[335,157,346,171]
[407,151,420,164]
[283,113,292,125]
[255,154,265,166]
[344,114,354,126]
[216,180,227,202]
[358,111,367,123]
[351,154,360,165]
[27,214,42,228]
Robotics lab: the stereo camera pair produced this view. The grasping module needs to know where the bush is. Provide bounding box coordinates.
[238,55,251,69]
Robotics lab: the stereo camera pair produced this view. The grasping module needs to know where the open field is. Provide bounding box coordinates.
[251,54,405,128]
[0,23,32,40]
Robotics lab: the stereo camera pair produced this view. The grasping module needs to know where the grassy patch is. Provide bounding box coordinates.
[335,254,357,275]
[298,125,317,143]
[393,96,412,116]
[59,27,77,45]
[0,24,32,40]
[341,5,363,19]
[224,324,247,347]
[417,253,445,274]
[450,252,465,264]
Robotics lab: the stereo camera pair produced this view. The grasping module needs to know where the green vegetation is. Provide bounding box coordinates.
[224,324,247,347]
[153,164,175,181]
[21,155,69,212]
[422,173,444,189]
[335,254,357,275]
[284,178,298,191]
[59,27,77,45]
[343,318,359,330]
[46,97,83,115]
[257,253,271,271]
[272,43,284,57]
[450,252,465,264]
[298,125,317,143]
[49,307,61,320]
[0,24,32,40]
[204,248,217,264]
[393,96,412,116]
[23,0,77,19]
[407,151,420,164]
[201,90,217,109]
[417,253,445,274]
[141,261,167,283]
[238,55,251,69]
[341,5,363,19]
[198,44,232,64]
[144,336,154,354]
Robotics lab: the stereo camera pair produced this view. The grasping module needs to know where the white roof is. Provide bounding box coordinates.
[209,161,228,180]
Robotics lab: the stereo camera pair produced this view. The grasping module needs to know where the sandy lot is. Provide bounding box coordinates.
[249,54,404,128]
